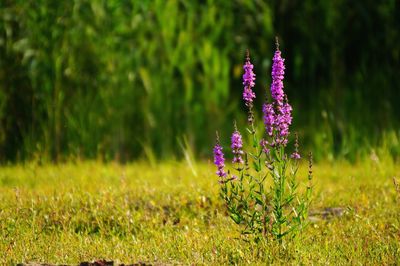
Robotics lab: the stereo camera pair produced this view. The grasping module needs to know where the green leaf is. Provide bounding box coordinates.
[230,213,242,224]
[253,161,261,172]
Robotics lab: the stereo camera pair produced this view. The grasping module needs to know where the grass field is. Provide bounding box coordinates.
[1,158,399,264]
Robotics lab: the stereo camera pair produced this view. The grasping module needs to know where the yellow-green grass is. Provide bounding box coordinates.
[0,159,399,264]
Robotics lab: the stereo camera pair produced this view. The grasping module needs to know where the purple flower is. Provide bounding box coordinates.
[213,143,227,178]
[262,103,275,136]
[270,49,285,105]
[291,152,301,160]
[243,88,256,105]
[231,130,244,164]
[276,102,292,139]
[260,139,270,154]
[242,56,256,105]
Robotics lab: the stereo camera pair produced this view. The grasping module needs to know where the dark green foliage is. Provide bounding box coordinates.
[0,1,399,162]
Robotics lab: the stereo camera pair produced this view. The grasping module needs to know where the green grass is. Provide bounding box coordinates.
[0,159,399,264]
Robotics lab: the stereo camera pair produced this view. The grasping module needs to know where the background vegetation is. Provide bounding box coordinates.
[1,0,400,162]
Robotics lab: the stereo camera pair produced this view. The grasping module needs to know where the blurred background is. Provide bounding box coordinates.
[1,0,399,163]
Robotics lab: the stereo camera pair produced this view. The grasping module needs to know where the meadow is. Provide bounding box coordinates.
[2,1,400,265]
[1,158,399,264]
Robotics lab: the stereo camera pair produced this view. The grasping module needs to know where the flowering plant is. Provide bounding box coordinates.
[214,38,313,243]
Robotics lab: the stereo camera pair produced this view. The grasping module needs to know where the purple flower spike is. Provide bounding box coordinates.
[264,40,293,147]
[270,49,285,105]
[242,53,256,105]
[291,132,300,160]
[231,130,244,164]
[213,143,227,178]
[243,61,255,88]
[263,103,275,136]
